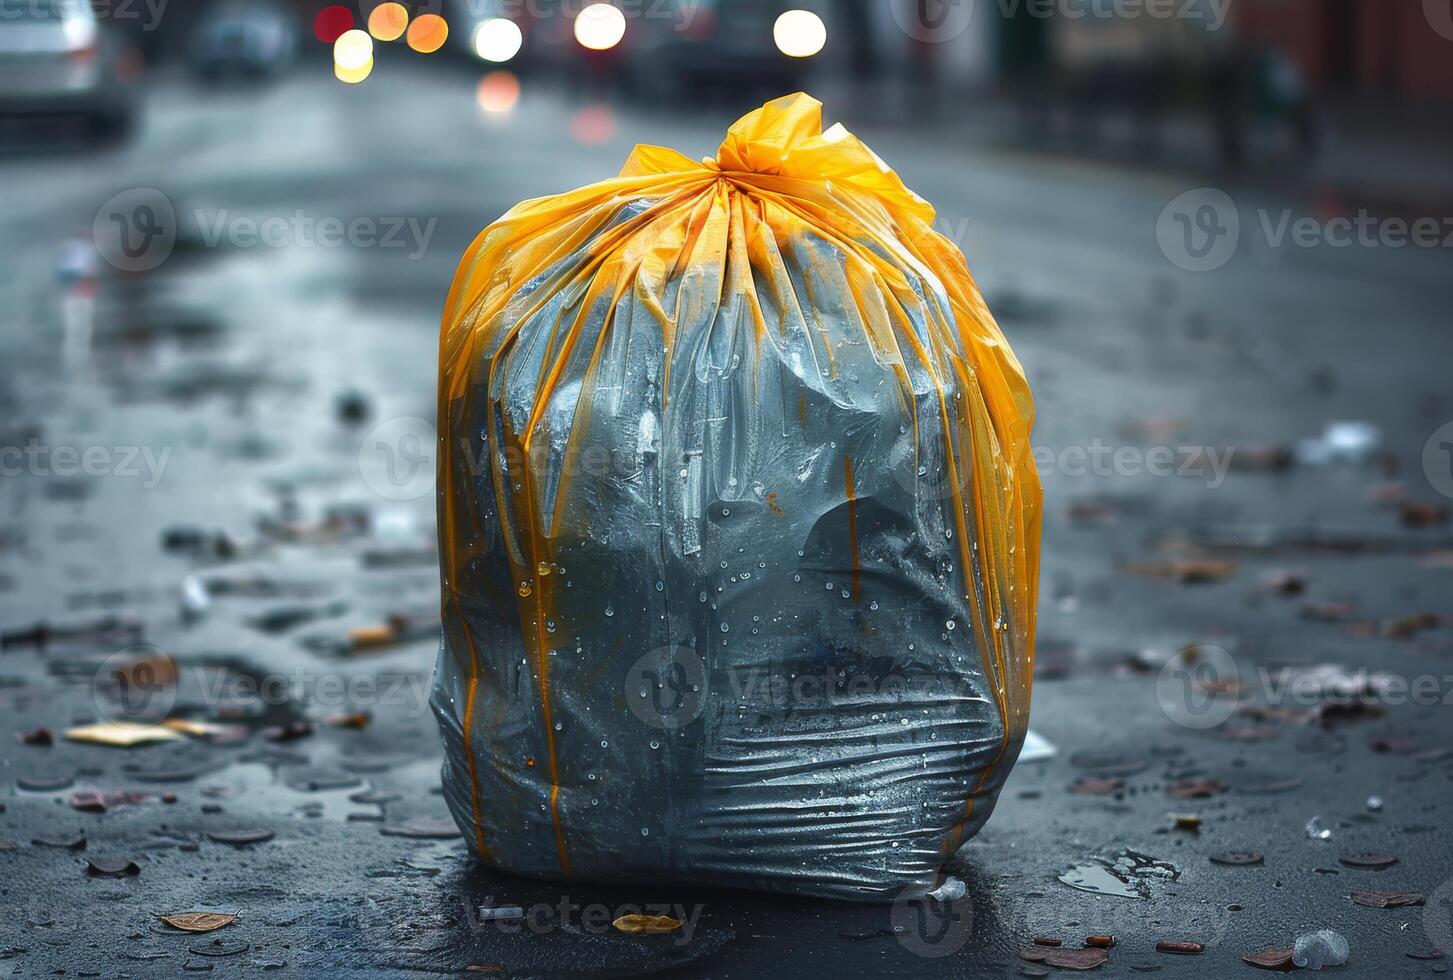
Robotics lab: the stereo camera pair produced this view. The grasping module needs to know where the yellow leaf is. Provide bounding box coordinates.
[63,722,183,747]
[611,914,683,934]
[157,912,238,933]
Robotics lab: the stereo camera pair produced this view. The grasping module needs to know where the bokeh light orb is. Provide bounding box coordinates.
[574,3,626,51]
[571,104,615,145]
[335,54,373,84]
[477,70,521,114]
[773,9,826,58]
[368,2,409,42]
[406,13,449,54]
[334,29,373,71]
[313,4,353,44]
[473,17,523,63]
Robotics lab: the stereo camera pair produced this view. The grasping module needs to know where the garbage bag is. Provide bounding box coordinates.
[433,94,1040,902]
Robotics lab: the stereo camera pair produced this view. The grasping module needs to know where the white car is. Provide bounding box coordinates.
[0,0,139,137]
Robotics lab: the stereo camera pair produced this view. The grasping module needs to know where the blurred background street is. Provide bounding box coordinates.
[2,1,1452,976]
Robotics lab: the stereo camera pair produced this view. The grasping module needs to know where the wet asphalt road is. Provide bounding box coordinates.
[2,59,1453,978]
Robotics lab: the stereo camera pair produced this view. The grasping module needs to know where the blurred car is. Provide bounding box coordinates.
[0,0,139,136]
[189,1,298,83]
[622,0,823,99]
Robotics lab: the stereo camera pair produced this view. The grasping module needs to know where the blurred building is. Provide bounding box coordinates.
[1232,0,1453,103]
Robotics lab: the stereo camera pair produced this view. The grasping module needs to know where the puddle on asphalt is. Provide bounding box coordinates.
[1059,849,1179,898]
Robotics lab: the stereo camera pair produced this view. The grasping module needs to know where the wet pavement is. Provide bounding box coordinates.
[2,63,1453,978]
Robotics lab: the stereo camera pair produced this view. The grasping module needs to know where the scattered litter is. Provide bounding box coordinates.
[1365,795,1383,812]
[1292,929,1349,970]
[158,913,239,933]
[1021,946,1109,970]
[927,877,966,902]
[1350,890,1423,908]
[1166,779,1224,799]
[1295,421,1380,466]
[1018,729,1057,762]
[18,727,53,746]
[612,914,684,934]
[64,722,183,747]
[205,829,275,846]
[181,575,211,622]
[1209,851,1264,867]
[86,856,140,877]
[1400,502,1448,528]
[1305,816,1332,840]
[1338,852,1397,869]
[477,906,524,922]
[70,789,147,813]
[1242,947,1295,970]
[1155,942,1204,955]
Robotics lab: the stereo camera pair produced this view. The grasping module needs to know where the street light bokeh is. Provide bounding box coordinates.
[774,10,827,59]
[575,3,627,52]
[473,18,523,63]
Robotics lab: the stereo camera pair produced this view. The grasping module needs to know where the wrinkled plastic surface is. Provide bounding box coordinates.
[433,94,1041,902]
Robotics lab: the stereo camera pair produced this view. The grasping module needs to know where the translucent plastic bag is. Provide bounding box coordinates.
[433,94,1040,901]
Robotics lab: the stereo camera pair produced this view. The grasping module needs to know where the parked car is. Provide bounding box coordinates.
[189,1,298,83]
[0,0,140,137]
